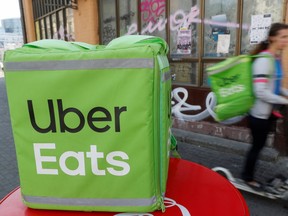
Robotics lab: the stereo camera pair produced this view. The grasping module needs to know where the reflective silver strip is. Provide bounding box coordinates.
[162,70,171,82]
[157,55,169,71]
[157,55,170,82]
[4,58,154,71]
[22,195,157,207]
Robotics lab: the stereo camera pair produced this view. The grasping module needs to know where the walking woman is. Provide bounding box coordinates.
[242,23,288,188]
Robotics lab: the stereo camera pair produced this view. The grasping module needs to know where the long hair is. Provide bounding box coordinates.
[250,22,288,55]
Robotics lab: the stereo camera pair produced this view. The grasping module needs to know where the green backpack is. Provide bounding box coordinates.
[4,35,173,212]
[207,54,270,122]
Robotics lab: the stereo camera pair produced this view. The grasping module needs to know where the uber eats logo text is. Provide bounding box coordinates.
[28,99,127,133]
[217,74,245,97]
[28,99,130,176]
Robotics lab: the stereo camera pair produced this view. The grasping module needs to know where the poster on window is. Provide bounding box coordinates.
[211,14,228,42]
[176,28,192,54]
[217,34,230,53]
[250,14,272,44]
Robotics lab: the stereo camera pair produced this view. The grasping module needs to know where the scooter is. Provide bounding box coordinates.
[212,167,288,201]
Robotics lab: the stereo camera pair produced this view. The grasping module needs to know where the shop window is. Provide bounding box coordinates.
[58,11,66,40]
[66,8,75,41]
[100,0,117,45]
[119,0,138,36]
[204,0,237,57]
[46,17,52,39]
[241,0,285,54]
[171,62,198,85]
[99,0,286,87]
[35,21,40,41]
[52,14,58,39]
[170,0,199,58]
[202,63,215,87]
[140,0,167,39]
[99,0,167,43]
[40,19,46,39]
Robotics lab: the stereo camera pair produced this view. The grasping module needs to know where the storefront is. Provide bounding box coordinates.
[20,0,288,153]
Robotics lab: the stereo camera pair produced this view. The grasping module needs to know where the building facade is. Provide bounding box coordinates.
[20,0,288,154]
[0,18,23,62]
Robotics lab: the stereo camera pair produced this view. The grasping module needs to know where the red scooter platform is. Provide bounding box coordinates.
[0,158,249,216]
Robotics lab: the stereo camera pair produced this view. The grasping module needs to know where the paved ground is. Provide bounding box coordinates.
[0,77,20,199]
[175,138,288,216]
[173,128,288,183]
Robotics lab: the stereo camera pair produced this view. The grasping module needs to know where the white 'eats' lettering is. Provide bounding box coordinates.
[219,84,245,97]
[33,143,130,176]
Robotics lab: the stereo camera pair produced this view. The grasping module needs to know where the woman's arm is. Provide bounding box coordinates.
[280,88,288,97]
[253,57,288,104]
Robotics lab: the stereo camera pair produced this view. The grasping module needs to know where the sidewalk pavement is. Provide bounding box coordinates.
[173,128,288,184]
[0,78,19,200]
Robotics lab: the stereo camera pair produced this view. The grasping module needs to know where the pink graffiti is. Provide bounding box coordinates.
[127,5,249,35]
[127,6,200,35]
[169,6,200,31]
[140,0,166,23]
[141,17,167,34]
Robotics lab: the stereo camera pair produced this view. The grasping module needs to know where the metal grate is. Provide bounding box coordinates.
[32,0,77,20]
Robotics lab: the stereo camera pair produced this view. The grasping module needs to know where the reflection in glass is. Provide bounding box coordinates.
[170,0,199,58]
[46,17,51,39]
[171,62,198,85]
[66,8,75,41]
[52,14,57,39]
[41,19,46,39]
[119,0,137,35]
[101,0,117,45]
[35,21,40,41]
[204,0,237,57]
[58,11,66,40]
[203,63,215,87]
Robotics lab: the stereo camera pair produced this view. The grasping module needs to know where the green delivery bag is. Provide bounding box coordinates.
[207,55,255,121]
[4,35,172,212]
